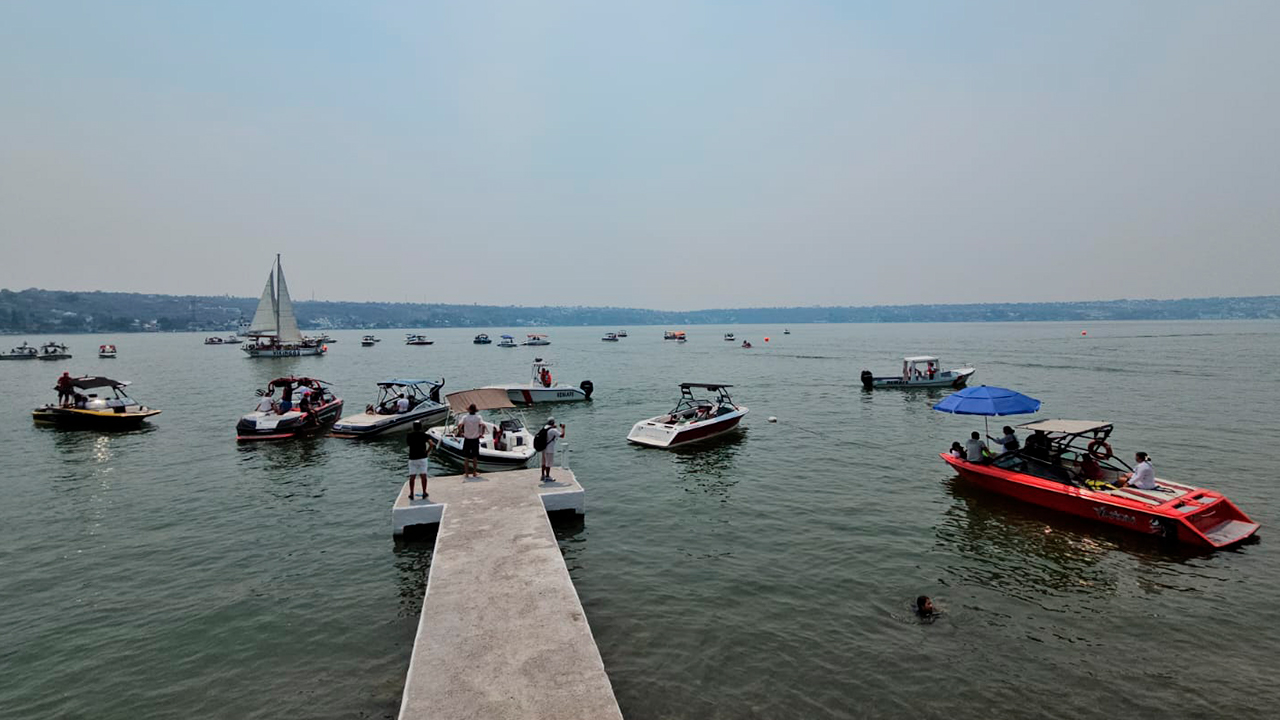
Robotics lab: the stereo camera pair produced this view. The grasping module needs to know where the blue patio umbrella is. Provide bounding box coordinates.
[933,385,1042,439]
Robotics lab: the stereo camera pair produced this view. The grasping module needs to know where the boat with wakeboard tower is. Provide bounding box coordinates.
[627,383,748,448]
[242,255,326,358]
[236,376,343,441]
[331,378,448,439]
[617,330,628,337]
[426,388,538,472]
[32,376,161,429]
[361,335,379,346]
[724,333,735,342]
[98,344,117,358]
[601,332,619,342]
[473,333,492,345]
[38,342,71,360]
[405,334,434,346]
[521,334,550,346]
[939,419,1259,549]
[485,358,593,405]
[861,356,974,389]
[2,342,38,360]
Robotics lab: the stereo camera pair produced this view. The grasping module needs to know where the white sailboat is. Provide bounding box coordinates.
[242,254,326,358]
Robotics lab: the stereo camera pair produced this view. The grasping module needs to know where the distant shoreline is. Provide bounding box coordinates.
[1,288,1276,334]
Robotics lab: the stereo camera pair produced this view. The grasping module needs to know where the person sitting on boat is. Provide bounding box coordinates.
[949,442,966,459]
[396,394,411,414]
[278,383,294,413]
[1023,429,1051,460]
[1117,452,1157,490]
[965,432,989,464]
[256,394,276,414]
[989,426,1020,455]
[298,394,312,416]
[1079,452,1104,481]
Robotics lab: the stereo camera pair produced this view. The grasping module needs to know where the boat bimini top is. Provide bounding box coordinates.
[71,376,131,390]
[443,388,516,413]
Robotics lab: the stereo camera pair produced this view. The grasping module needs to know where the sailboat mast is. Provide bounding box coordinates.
[274,253,281,339]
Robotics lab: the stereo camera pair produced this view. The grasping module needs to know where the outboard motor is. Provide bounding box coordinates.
[860,370,874,389]
[579,380,594,399]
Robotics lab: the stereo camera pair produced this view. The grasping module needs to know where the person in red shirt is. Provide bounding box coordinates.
[56,372,75,407]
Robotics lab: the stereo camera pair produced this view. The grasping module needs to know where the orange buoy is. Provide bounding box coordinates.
[1080,331,1086,336]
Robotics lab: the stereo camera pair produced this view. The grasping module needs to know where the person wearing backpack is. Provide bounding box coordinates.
[535,418,564,482]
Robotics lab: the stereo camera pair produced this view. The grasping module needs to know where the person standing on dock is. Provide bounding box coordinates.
[458,403,484,478]
[407,420,431,499]
[539,418,564,482]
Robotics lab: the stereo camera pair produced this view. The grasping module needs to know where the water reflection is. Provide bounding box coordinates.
[671,431,746,498]
[934,476,1211,606]
[236,434,333,471]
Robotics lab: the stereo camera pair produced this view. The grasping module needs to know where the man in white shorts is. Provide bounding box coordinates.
[540,418,565,482]
[457,403,484,478]
[406,420,431,499]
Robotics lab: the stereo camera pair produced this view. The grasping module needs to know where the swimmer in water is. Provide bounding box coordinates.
[916,595,935,618]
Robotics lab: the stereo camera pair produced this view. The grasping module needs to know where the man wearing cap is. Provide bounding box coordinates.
[540,418,565,482]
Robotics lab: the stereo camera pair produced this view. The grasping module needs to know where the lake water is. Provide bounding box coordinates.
[1,321,1276,719]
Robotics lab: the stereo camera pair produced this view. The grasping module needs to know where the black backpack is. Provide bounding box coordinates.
[534,427,550,451]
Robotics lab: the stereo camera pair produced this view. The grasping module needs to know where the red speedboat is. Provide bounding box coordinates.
[940,420,1258,549]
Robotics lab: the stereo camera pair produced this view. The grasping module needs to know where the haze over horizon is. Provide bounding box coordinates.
[2,1,1277,311]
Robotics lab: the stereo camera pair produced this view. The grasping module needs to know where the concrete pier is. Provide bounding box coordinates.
[394,468,620,720]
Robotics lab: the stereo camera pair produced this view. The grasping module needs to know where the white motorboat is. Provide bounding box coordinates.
[627,383,748,448]
[38,342,71,360]
[724,333,735,341]
[426,388,537,472]
[242,255,326,358]
[98,344,117,358]
[486,358,593,405]
[405,334,434,346]
[496,334,517,348]
[361,335,378,346]
[602,332,619,342]
[236,376,343,441]
[204,336,226,345]
[617,330,628,337]
[861,356,975,389]
[474,334,492,345]
[521,334,550,346]
[784,329,791,335]
[331,378,449,439]
[1,342,38,360]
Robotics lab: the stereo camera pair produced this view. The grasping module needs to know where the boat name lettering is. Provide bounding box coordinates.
[1094,507,1137,524]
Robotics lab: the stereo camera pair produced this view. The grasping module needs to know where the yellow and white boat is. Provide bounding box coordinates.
[32,376,161,429]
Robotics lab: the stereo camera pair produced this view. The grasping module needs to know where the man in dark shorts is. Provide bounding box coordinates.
[457,403,484,478]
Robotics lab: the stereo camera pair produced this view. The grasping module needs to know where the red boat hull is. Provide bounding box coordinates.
[940,454,1258,549]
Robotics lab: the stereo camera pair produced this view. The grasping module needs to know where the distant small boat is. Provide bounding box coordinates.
[724,333,735,342]
[361,335,379,346]
[663,330,682,340]
[617,330,628,338]
[497,334,517,348]
[98,344,118,358]
[38,342,71,360]
[474,334,493,345]
[521,334,550,346]
[784,329,791,335]
[602,332,619,342]
[205,336,226,345]
[405,334,434,346]
[1,342,38,360]
[242,255,326,358]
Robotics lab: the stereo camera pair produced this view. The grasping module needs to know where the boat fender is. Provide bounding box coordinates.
[579,380,594,399]
[1087,439,1113,461]
[860,370,874,389]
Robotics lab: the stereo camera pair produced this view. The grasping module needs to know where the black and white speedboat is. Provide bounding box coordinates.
[236,377,343,441]
[331,378,448,439]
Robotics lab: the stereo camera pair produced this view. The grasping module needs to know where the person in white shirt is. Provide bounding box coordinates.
[1118,452,1157,490]
[989,426,1019,455]
[965,431,989,464]
[256,394,275,414]
[456,403,485,478]
[540,418,565,482]
[396,394,410,414]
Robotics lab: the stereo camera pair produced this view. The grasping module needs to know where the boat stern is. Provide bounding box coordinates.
[627,419,677,447]
[1173,493,1260,548]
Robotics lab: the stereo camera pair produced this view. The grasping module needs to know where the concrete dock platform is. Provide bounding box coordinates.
[394,468,620,720]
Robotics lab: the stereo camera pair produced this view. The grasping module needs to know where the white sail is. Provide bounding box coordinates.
[274,257,303,343]
[247,272,277,335]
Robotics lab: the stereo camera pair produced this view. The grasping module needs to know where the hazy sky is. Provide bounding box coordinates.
[1,1,1277,310]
